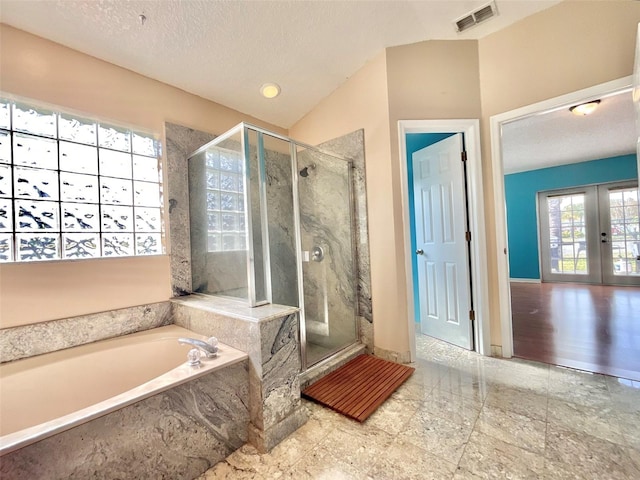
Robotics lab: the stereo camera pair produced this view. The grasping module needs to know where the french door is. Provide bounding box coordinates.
[539,181,640,286]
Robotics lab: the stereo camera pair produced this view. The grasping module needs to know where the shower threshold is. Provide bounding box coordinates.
[300,342,365,391]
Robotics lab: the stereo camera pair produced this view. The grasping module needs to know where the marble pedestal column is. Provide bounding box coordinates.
[172,296,308,452]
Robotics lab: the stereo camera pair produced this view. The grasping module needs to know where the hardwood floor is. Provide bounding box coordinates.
[511,282,640,381]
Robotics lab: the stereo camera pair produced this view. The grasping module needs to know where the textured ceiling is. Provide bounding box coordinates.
[0,0,561,128]
[3,0,630,172]
[502,90,636,174]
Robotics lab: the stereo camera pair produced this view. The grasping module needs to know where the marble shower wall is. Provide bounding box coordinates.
[314,130,373,353]
[166,123,372,352]
[264,144,298,307]
[165,122,216,296]
[297,149,357,351]
[188,140,249,299]
[170,124,298,306]
[1,360,250,480]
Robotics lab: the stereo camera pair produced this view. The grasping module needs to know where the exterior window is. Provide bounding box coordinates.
[0,96,164,262]
[205,148,246,252]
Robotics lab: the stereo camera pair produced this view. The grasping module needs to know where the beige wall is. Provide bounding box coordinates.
[289,52,399,354]
[291,42,482,358]
[292,1,640,356]
[478,0,640,344]
[3,0,640,350]
[386,40,482,350]
[0,24,283,327]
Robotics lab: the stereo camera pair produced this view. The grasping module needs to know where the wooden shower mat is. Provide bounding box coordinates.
[302,354,414,422]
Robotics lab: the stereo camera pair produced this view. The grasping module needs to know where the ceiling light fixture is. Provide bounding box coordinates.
[260,83,281,99]
[569,99,601,116]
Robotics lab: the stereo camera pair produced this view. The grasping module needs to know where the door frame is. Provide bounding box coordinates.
[398,119,491,357]
[490,75,634,358]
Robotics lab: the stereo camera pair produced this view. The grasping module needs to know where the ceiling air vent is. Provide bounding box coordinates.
[455,1,498,33]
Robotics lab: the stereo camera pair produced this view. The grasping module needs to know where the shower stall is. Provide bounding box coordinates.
[187,123,358,368]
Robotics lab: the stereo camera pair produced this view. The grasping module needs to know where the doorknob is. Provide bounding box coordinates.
[416,249,424,255]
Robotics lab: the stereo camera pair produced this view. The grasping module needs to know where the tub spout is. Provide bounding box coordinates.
[178,338,218,357]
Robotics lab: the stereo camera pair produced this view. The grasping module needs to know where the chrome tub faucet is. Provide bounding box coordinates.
[178,337,218,358]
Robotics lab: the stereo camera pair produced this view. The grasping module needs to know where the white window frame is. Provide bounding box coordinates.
[0,94,164,263]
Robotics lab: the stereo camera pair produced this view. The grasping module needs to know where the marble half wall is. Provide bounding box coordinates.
[165,122,216,296]
[0,302,171,363]
[171,296,307,452]
[0,361,250,480]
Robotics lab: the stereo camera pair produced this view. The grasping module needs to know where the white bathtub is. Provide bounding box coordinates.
[0,324,247,455]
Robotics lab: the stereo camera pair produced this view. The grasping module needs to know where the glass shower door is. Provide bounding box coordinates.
[295,146,358,367]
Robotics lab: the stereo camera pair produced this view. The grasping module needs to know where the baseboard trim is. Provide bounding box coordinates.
[509,278,541,283]
[374,346,412,364]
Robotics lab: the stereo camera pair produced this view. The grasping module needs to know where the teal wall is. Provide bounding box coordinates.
[406,133,455,322]
[504,154,637,279]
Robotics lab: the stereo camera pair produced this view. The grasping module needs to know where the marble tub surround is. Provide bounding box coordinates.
[165,122,216,296]
[2,360,250,480]
[171,295,308,452]
[1,325,248,454]
[198,333,640,480]
[0,301,171,363]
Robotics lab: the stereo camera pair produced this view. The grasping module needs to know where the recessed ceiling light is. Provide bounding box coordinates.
[260,83,281,99]
[569,100,601,116]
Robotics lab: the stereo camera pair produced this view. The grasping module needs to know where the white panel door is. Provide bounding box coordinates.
[413,134,472,349]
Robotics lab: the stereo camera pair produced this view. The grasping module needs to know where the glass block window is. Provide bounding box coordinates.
[205,148,246,251]
[0,96,163,262]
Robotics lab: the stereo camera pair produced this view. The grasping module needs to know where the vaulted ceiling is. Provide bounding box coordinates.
[1,0,635,172]
[0,0,560,128]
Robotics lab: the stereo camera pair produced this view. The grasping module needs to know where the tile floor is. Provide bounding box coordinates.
[198,334,640,479]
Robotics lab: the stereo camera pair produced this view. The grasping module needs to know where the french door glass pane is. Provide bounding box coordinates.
[608,187,640,276]
[547,194,588,275]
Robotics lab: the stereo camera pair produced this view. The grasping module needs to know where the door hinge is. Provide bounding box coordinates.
[469,310,475,321]
[461,151,468,162]
[465,231,471,242]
